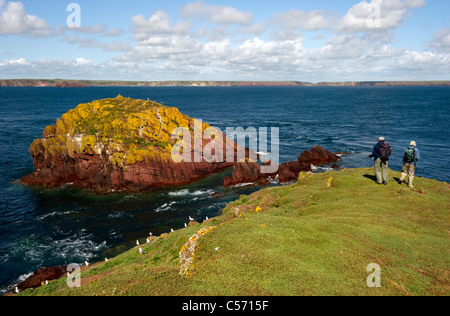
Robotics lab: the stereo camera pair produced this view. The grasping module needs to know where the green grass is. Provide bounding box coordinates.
[18,168,449,296]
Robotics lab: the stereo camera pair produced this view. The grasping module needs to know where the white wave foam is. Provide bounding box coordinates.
[36,210,75,221]
[191,189,215,196]
[155,201,177,213]
[9,230,108,265]
[168,189,215,197]
[311,164,334,172]
[168,189,190,197]
[231,183,255,188]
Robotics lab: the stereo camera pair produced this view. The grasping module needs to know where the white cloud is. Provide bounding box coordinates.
[132,10,191,41]
[1,0,447,82]
[336,0,426,33]
[396,50,449,67]
[118,35,201,62]
[272,9,334,31]
[0,1,49,36]
[181,1,253,26]
[428,27,450,53]
[74,57,92,66]
[0,57,29,66]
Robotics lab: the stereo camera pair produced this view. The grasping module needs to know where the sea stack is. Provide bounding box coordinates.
[20,95,341,192]
[20,95,243,192]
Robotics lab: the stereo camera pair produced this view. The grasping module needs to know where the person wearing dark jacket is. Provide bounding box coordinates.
[369,137,390,185]
[398,141,421,189]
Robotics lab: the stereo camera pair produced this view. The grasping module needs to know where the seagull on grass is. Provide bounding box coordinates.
[189,216,194,221]
[139,248,146,255]
[85,261,90,267]
[136,240,140,246]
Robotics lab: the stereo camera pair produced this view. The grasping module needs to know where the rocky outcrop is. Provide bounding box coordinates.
[16,266,67,292]
[20,96,340,192]
[20,96,248,192]
[224,146,340,187]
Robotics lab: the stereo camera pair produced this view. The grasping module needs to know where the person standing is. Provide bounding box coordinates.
[369,137,391,185]
[398,141,421,189]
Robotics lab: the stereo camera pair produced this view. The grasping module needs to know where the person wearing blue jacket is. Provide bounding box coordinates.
[368,137,390,185]
[398,141,421,189]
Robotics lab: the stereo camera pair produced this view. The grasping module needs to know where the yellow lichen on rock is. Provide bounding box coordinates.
[31,95,198,167]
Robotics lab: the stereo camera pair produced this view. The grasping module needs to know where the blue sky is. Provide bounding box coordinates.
[0,0,449,81]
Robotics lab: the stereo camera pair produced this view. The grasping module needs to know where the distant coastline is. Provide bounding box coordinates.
[0,79,449,88]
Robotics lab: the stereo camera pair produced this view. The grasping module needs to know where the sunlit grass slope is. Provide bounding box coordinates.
[20,168,449,296]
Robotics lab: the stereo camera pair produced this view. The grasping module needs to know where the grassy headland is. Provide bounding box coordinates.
[17,168,449,296]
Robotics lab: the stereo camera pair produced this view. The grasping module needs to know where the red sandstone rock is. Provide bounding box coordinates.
[21,150,239,193]
[223,146,340,187]
[19,97,340,192]
[16,266,67,292]
[298,146,340,165]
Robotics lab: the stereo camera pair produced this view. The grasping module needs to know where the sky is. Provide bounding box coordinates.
[0,0,449,82]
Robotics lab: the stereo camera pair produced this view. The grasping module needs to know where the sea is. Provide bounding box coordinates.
[0,86,449,294]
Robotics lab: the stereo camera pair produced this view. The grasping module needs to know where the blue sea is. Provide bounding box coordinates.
[0,86,449,294]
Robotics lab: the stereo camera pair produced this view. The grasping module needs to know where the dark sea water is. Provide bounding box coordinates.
[0,86,449,293]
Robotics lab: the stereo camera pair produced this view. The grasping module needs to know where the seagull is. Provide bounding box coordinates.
[184,223,188,228]
[139,248,146,255]
[189,216,194,221]
[85,261,90,266]
[105,258,108,262]
[206,216,209,221]
[171,228,175,233]
[146,237,151,243]
[14,286,20,294]
[149,232,153,236]
[136,240,140,246]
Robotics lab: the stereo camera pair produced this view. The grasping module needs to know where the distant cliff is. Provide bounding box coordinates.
[315,81,450,87]
[0,79,312,87]
[0,79,88,87]
[1,79,448,87]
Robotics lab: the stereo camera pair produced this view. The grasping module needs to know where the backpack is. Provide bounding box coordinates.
[378,143,391,162]
[404,147,416,163]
